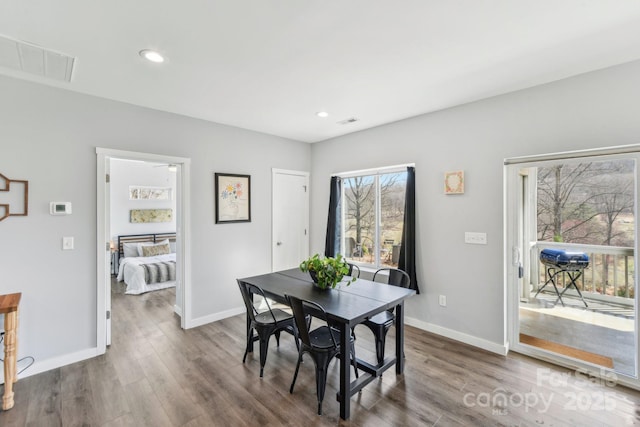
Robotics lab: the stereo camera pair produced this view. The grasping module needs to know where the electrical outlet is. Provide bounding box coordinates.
[63,236,74,250]
[465,232,487,245]
[439,295,446,307]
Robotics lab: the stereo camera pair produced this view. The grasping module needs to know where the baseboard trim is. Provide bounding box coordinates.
[1,347,101,385]
[405,316,508,356]
[186,306,245,329]
[174,304,182,317]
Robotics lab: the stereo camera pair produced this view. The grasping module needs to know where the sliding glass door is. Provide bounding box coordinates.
[506,150,638,380]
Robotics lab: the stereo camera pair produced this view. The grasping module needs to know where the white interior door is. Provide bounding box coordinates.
[272,169,309,271]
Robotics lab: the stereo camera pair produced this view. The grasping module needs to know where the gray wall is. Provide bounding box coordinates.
[3,56,640,375]
[0,75,310,372]
[310,59,640,348]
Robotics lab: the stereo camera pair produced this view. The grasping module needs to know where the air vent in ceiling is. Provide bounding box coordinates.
[337,117,359,125]
[0,34,75,82]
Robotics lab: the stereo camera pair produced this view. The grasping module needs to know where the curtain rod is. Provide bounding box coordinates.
[332,163,415,178]
[504,144,640,165]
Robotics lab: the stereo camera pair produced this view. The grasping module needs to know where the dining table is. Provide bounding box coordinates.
[237,268,415,420]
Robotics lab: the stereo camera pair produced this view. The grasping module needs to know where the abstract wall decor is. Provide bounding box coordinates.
[0,173,28,221]
[214,173,251,223]
[129,186,172,200]
[130,208,173,223]
[444,170,464,195]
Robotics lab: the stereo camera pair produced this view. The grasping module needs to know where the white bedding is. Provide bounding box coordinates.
[117,253,176,295]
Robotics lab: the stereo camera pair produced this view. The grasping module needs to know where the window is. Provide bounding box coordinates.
[341,168,407,267]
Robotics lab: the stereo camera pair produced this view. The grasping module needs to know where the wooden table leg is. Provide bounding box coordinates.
[338,322,350,420]
[395,302,405,375]
[2,309,18,410]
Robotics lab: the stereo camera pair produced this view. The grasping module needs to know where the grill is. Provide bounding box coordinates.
[535,248,589,307]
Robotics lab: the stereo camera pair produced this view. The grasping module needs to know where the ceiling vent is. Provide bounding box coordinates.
[0,34,75,82]
[337,117,359,125]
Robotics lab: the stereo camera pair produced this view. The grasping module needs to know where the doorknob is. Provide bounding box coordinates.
[276,241,282,246]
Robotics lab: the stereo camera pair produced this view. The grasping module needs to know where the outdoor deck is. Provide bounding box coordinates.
[520,292,635,377]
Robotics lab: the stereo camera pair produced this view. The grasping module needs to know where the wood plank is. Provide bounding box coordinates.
[0,293,21,314]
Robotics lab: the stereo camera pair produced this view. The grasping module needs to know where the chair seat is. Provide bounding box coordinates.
[255,308,293,325]
[364,310,394,327]
[310,326,349,350]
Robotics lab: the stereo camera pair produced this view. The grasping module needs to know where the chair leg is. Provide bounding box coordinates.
[290,351,303,393]
[243,326,253,363]
[315,353,331,416]
[259,333,272,378]
[275,330,281,347]
[374,327,386,365]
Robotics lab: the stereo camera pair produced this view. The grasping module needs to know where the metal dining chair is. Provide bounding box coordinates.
[359,268,410,365]
[286,294,358,415]
[237,280,297,377]
[346,262,360,278]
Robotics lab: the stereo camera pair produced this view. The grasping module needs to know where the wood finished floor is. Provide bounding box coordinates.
[3,281,640,426]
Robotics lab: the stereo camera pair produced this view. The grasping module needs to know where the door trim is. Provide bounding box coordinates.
[96,148,192,355]
[271,168,310,272]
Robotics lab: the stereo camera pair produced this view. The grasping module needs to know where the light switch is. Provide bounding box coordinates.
[63,236,74,250]
[465,232,487,245]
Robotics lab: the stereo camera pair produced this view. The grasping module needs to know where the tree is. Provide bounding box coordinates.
[344,176,375,246]
[537,160,634,245]
[343,172,406,258]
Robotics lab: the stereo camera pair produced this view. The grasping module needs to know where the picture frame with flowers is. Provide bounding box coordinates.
[214,173,251,223]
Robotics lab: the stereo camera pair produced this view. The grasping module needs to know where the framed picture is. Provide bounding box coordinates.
[215,173,251,223]
[444,170,464,194]
[129,186,172,200]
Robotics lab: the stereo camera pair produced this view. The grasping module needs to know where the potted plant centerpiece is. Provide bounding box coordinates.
[299,253,356,290]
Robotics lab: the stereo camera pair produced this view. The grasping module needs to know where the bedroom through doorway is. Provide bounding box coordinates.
[97,148,191,351]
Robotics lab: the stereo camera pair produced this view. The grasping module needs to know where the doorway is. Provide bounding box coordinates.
[272,169,309,271]
[96,148,191,353]
[506,148,638,383]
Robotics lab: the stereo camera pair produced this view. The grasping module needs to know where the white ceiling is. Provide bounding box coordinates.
[2,1,640,143]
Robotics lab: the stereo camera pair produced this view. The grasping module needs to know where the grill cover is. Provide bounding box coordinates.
[540,248,589,270]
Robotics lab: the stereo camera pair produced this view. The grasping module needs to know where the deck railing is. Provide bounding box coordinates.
[532,241,635,305]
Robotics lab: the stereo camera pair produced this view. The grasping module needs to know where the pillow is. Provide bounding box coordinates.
[141,243,171,257]
[122,242,140,258]
[138,239,170,256]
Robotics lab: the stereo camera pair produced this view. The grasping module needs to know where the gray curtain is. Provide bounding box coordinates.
[398,167,419,293]
[324,176,341,257]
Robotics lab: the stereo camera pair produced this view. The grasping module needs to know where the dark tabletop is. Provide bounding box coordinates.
[239,268,415,326]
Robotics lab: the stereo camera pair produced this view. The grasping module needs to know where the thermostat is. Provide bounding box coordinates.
[50,202,72,215]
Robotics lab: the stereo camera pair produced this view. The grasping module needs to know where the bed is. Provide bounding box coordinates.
[115,232,177,295]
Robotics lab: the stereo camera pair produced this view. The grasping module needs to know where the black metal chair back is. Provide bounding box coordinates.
[373,268,411,288]
[287,295,338,350]
[346,262,360,278]
[238,280,278,324]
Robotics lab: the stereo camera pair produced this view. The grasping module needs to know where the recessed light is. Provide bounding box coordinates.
[139,49,165,63]
[316,111,329,118]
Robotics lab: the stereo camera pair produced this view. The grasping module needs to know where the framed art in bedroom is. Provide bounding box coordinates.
[214,173,251,223]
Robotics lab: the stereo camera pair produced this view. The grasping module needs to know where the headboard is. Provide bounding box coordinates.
[116,232,177,266]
